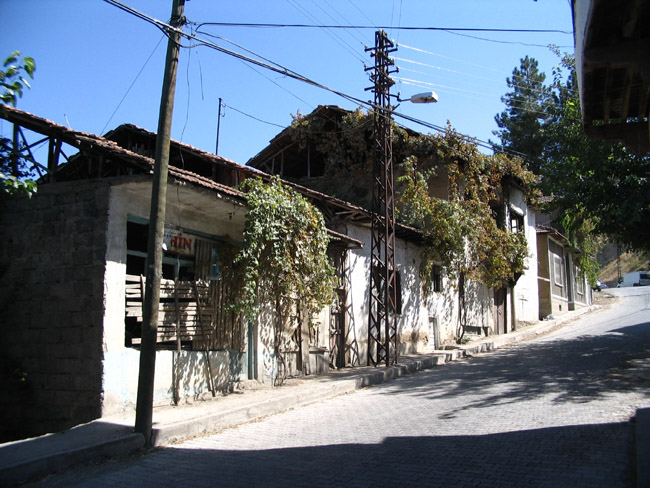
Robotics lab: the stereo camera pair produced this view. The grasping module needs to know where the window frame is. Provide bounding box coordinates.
[553,254,564,287]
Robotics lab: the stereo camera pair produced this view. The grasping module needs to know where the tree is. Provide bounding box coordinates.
[1,51,35,106]
[495,51,650,275]
[493,56,553,174]
[1,51,36,196]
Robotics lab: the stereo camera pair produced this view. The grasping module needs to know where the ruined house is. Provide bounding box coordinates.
[1,103,539,440]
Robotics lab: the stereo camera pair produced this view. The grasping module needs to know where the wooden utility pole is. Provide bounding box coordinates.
[135,0,185,447]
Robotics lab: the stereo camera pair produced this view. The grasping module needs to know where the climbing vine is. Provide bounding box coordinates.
[234,176,336,383]
[290,108,535,340]
[291,109,534,286]
[397,128,533,291]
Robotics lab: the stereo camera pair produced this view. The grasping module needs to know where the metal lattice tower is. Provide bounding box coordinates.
[365,30,398,367]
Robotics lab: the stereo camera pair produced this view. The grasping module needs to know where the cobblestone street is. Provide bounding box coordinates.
[29,289,650,487]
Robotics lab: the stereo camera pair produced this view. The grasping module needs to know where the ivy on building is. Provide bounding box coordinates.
[289,108,536,292]
[233,176,335,383]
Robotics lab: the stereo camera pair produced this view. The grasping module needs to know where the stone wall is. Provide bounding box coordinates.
[0,180,110,441]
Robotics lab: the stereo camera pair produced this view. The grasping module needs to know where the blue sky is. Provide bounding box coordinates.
[1,0,574,166]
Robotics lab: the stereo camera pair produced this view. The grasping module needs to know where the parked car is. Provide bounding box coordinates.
[592,280,606,291]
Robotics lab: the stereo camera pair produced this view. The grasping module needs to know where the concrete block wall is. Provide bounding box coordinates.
[0,180,110,442]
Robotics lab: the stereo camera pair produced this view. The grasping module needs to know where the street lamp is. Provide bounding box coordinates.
[399,91,439,104]
[407,91,439,104]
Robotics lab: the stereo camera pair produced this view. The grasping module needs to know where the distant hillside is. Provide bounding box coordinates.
[598,247,650,287]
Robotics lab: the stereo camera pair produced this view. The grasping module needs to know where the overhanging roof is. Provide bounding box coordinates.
[573,0,650,154]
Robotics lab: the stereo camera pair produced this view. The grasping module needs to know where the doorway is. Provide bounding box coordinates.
[494,287,508,334]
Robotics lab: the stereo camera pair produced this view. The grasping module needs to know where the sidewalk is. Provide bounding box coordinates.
[2,302,645,486]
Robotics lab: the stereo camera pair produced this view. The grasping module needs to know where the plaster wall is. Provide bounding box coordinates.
[101,179,248,415]
[511,189,539,325]
[345,223,493,362]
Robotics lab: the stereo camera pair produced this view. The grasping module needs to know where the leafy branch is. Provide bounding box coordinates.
[1,51,35,107]
[1,51,37,197]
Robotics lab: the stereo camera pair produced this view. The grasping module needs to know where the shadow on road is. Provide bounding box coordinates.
[37,422,634,488]
[381,321,650,418]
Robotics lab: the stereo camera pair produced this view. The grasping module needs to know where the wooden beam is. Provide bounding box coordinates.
[621,69,633,121]
[584,38,650,80]
[585,120,650,154]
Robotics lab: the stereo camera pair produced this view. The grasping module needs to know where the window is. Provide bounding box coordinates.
[553,255,564,287]
[431,265,443,293]
[576,267,585,295]
[124,217,241,351]
[509,211,524,233]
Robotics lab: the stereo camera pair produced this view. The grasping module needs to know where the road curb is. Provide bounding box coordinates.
[0,432,144,487]
[0,303,610,485]
[636,407,650,488]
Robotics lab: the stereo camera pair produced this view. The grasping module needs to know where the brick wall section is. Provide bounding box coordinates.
[0,180,110,441]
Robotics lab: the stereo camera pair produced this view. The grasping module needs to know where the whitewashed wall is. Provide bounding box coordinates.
[101,180,248,415]
[345,223,495,361]
[509,186,539,325]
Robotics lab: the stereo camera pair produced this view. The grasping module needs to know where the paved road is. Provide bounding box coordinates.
[29,288,650,487]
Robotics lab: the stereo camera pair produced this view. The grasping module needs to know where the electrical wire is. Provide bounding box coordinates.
[100,34,165,134]
[321,0,369,47]
[103,0,545,166]
[444,29,573,49]
[398,43,578,97]
[395,73,568,114]
[285,0,367,64]
[399,43,509,76]
[347,0,377,29]
[395,77,500,101]
[222,103,287,128]
[195,21,572,34]
[394,56,567,104]
[311,0,368,51]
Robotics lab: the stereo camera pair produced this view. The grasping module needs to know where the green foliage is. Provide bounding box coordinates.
[397,156,467,279]
[541,52,650,253]
[559,212,602,286]
[1,51,35,107]
[291,108,532,292]
[397,128,532,291]
[234,176,336,329]
[1,51,37,197]
[493,55,553,174]
[290,107,375,208]
[0,170,37,197]
[495,51,650,254]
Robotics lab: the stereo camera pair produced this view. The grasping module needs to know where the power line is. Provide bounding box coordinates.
[444,29,573,48]
[284,0,367,64]
[399,43,509,75]
[394,55,573,103]
[223,103,287,128]
[102,0,543,166]
[312,0,369,51]
[398,43,578,97]
[195,21,572,34]
[100,35,165,134]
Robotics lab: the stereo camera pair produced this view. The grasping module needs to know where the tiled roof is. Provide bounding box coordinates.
[0,104,421,244]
